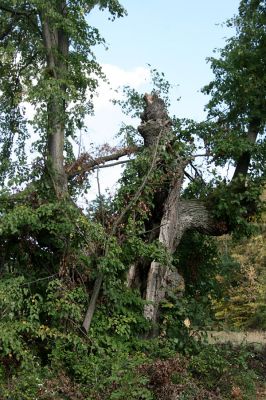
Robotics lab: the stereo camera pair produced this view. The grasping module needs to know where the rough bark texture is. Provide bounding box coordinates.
[41,2,68,197]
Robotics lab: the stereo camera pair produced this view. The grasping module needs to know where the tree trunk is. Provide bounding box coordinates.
[232,118,261,180]
[41,2,68,197]
[144,165,185,324]
[136,93,187,327]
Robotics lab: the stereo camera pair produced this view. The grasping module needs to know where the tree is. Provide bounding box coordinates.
[0,0,126,195]
[0,0,265,336]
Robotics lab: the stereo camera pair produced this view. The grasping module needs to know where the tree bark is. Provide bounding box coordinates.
[41,2,68,197]
[144,168,185,324]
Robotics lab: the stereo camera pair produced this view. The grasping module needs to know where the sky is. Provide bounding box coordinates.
[76,0,241,202]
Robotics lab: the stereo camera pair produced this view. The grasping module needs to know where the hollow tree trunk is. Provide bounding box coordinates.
[134,93,188,326]
[144,165,185,323]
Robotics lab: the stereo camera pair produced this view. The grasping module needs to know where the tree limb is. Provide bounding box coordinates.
[96,159,132,169]
[66,145,139,179]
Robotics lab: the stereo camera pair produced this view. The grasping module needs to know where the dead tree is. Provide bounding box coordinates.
[84,93,261,334]
[128,93,237,331]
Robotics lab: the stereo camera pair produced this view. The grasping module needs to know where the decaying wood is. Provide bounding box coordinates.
[144,166,186,324]
[67,146,139,180]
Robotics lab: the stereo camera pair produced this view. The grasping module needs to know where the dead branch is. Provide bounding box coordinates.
[82,134,162,333]
[66,145,139,180]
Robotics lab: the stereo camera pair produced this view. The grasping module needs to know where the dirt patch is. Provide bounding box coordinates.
[205,330,266,346]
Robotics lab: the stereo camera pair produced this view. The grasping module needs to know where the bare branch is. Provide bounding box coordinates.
[67,145,140,179]
[95,159,132,170]
[184,170,194,182]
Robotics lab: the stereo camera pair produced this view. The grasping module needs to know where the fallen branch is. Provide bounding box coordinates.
[82,134,162,333]
[66,145,139,179]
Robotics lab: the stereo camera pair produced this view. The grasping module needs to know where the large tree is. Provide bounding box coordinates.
[0,0,125,196]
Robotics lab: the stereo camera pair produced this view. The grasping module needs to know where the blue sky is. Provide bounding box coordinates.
[79,1,241,201]
[88,0,239,120]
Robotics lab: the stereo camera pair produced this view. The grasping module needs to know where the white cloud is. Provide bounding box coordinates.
[93,64,150,110]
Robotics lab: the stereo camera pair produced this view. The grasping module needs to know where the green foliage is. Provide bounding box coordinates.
[213,228,266,330]
[204,0,266,122]
[189,345,257,400]
[208,179,264,237]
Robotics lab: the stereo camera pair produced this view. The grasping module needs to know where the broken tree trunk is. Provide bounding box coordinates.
[144,165,186,324]
[136,93,230,328]
[136,93,187,326]
[83,93,260,334]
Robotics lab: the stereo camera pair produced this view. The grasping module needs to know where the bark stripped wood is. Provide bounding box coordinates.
[67,146,139,180]
[144,164,186,325]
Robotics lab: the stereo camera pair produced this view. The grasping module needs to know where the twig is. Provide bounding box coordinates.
[21,273,58,286]
[95,159,132,169]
